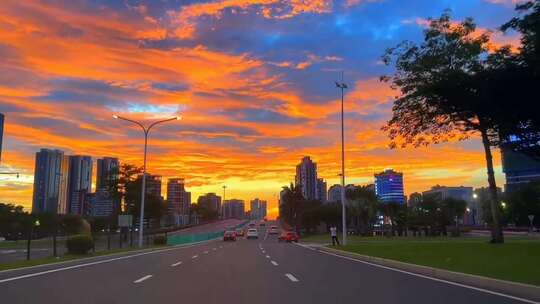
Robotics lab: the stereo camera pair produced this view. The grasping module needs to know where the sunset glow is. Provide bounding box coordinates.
[0,0,522,218]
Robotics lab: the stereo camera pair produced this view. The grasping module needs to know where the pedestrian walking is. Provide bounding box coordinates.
[330,226,340,246]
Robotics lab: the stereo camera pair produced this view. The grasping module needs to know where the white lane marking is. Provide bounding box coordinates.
[295,244,539,304]
[265,255,270,259]
[171,261,182,267]
[271,261,278,266]
[212,248,217,251]
[219,246,223,249]
[0,241,217,284]
[204,251,209,254]
[134,275,153,284]
[192,255,198,259]
[285,273,299,282]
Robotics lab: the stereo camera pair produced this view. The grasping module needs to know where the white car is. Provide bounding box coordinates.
[269,226,279,235]
[246,228,259,239]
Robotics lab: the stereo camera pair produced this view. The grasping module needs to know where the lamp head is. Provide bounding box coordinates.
[113,114,119,119]
[176,116,182,121]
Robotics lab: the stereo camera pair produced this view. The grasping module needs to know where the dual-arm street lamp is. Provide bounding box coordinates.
[336,80,348,246]
[113,115,181,247]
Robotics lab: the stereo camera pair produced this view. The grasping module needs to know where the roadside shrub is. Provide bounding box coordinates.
[66,234,94,255]
[153,235,167,245]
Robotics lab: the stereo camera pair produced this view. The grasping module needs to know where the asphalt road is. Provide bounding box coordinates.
[0,224,536,304]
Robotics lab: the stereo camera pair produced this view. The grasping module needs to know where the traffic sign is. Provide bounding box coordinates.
[118,215,133,227]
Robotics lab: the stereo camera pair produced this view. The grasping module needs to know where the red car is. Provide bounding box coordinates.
[278,231,299,243]
[223,231,236,241]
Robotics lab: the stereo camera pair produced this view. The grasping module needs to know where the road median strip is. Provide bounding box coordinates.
[304,243,540,303]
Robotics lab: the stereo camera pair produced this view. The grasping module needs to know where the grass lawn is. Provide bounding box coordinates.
[0,245,167,271]
[301,234,540,286]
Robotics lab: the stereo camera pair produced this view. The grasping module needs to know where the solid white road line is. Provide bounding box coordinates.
[294,243,539,304]
[0,242,217,284]
[285,273,299,282]
[171,261,182,267]
[133,275,153,284]
[271,261,278,266]
[192,255,198,259]
[265,255,270,259]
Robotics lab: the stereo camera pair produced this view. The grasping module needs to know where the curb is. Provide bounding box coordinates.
[318,246,540,302]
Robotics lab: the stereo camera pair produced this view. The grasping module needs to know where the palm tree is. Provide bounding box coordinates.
[279,183,305,233]
[346,186,379,236]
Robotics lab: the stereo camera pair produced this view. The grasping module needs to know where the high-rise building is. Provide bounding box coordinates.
[222,199,245,219]
[374,169,405,204]
[67,155,93,215]
[295,156,318,200]
[137,174,162,198]
[316,178,327,202]
[197,193,221,213]
[327,184,342,203]
[167,178,191,214]
[250,198,267,220]
[0,113,4,164]
[502,147,540,193]
[96,157,119,190]
[32,149,70,214]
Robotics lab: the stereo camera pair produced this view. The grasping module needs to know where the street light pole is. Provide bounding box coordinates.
[113,115,180,247]
[336,79,348,246]
[222,185,227,219]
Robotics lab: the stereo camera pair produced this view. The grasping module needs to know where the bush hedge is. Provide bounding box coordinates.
[153,235,167,245]
[66,234,94,255]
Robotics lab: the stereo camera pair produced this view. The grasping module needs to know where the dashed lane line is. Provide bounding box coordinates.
[171,261,182,267]
[133,275,153,284]
[192,255,198,259]
[271,261,278,266]
[285,273,299,282]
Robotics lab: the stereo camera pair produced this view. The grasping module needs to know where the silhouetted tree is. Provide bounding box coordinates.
[382,12,507,242]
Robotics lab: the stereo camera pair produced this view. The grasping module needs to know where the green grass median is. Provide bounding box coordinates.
[302,234,540,286]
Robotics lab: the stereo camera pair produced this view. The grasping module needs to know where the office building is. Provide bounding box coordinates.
[32,149,70,214]
[67,155,93,215]
[374,169,405,204]
[96,157,119,190]
[422,185,473,203]
[167,178,191,217]
[0,113,3,164]
[137,174,162,198]
[250,198,267,220]
[197,193,221,213]
[316,178,327,202]
[87,190,114,217]
[502,147,540,193]
[222,199,245,219]
[327,184,342,203]
[295,156,318,200]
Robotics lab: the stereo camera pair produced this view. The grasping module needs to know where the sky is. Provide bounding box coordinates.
[0,0,524,218]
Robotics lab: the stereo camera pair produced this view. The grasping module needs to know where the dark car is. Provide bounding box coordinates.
[223,230,236,241]
[278,231,299,243]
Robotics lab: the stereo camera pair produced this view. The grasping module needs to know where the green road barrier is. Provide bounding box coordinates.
[167,221,249,246]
